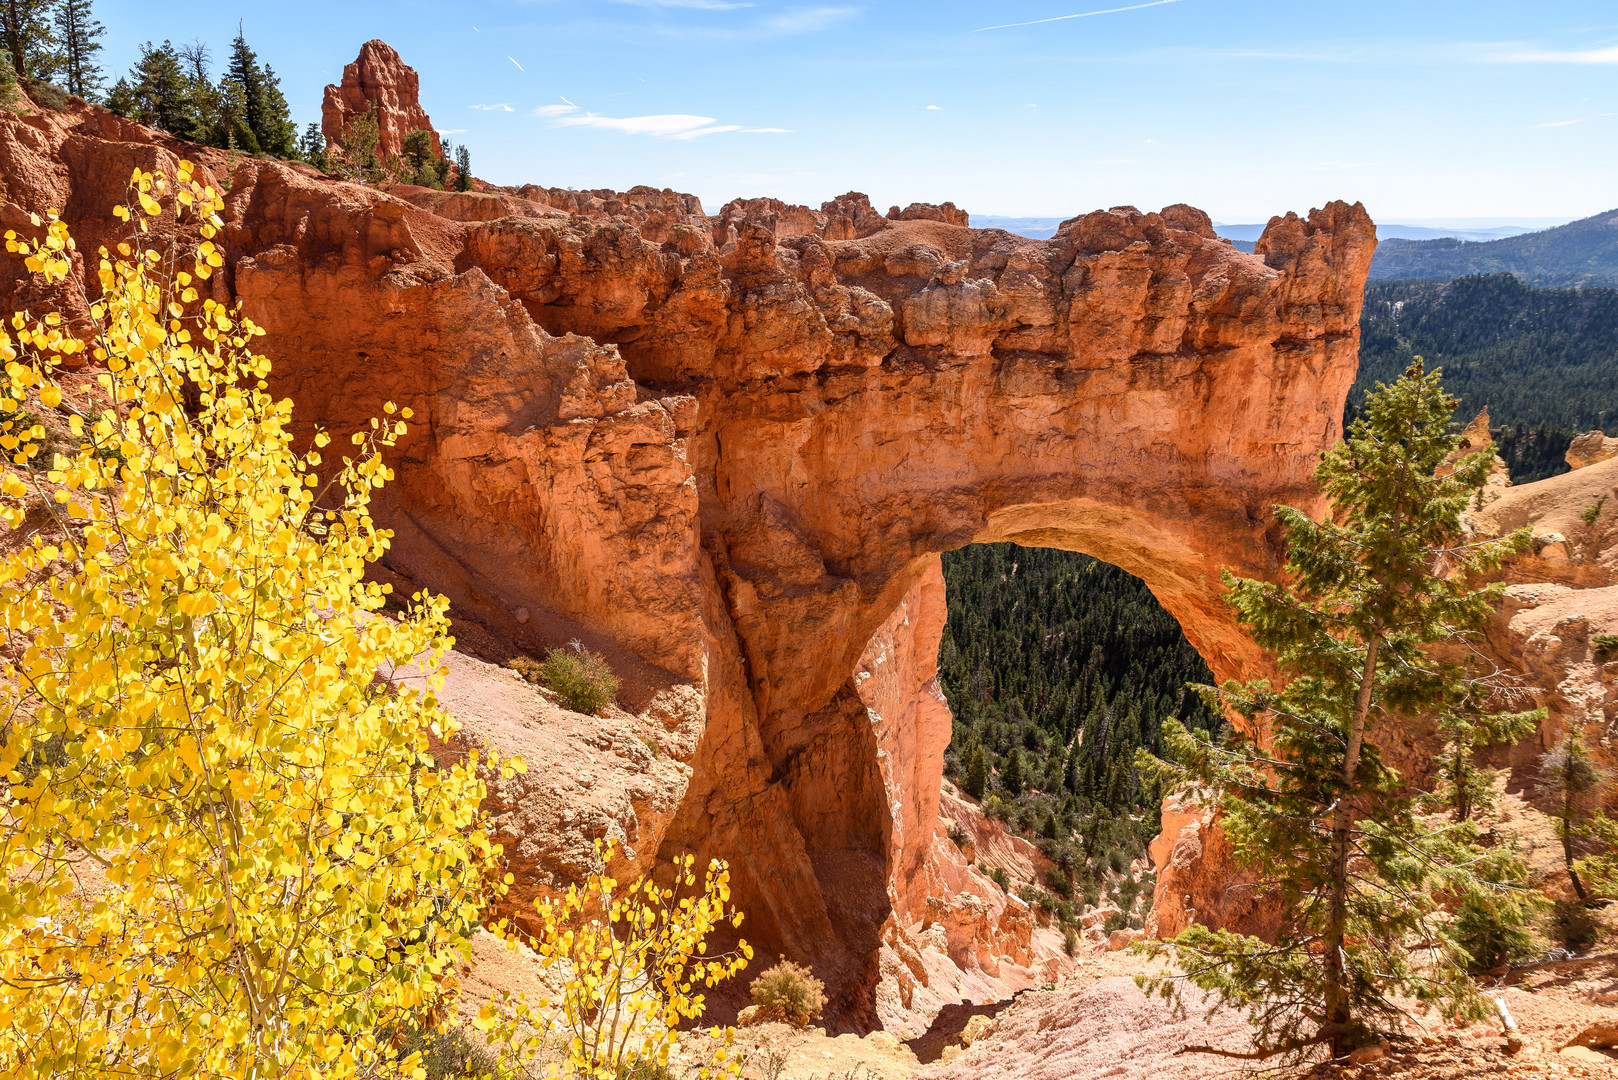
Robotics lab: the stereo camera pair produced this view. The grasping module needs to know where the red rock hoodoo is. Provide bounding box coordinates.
[0,70,1383,1033]
[322,40,440,160]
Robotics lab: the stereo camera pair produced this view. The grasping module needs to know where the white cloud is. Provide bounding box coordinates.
[1494,44,1618,64]
[668,124,743,139]
[755,6,856,37]
[554,112,719,136]
[977,0,1186,33]
[926,104,942,110]
[437,128,468,135]
[469,103,515,112]
[1537,112,1617,128]
[539,108,790,139]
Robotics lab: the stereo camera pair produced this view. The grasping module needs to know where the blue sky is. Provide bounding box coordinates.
[95,1,1617,223]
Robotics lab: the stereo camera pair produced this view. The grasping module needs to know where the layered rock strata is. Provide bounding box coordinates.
[0,83,1378,1029]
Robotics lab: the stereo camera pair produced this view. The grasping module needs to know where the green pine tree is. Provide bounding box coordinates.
[1,0,57,82]
[219,25,293,157]
[50,0,101,99]
[121,41,200,141]
[1000,748,1024,798]
[298,121,327,170]
[454,143,472,190]
[1427,687,1539,823]
[255,64,296,157]
[1142,360,1537,1060]
[224,25,263,140]
[401,127,443,188]
[1540,728,1604,901]
[962,741,987,801]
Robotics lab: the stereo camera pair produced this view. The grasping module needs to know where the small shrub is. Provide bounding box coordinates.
[542,640,620,714]
[1062,925,1078,957]
[749,958,826,1027]
[1596,634,1618,661]
[1580,496,1608,526]
[1552,899,1601,951]
[506,654,544,683]
[1451,892,1538,974]
[1080,880,1101,908]
[1045,865,1072,899]
[1102,910,1128,934]
[25,79,70,112]
[1106,847,1129,875]
[988,866,1010,893]
[947,822,970,850]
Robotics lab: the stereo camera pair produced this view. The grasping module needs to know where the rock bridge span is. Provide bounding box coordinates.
[0,100,1375,1029]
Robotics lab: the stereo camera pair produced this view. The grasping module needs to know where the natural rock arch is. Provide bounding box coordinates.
[0,101,1376,1030]
[234,184,1376,1028]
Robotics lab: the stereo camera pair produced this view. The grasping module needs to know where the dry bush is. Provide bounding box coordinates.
[748,959,826,1027]
[542,640,620,714]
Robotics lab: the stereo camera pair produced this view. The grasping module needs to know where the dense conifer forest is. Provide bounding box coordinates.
[937,544,1222,892]
[1352,274,1618,481]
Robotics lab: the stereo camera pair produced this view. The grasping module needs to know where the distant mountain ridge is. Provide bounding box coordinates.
[1367,208,1618,287]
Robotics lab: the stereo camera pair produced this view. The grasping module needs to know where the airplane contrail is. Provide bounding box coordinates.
[508,56,525,72]
[976,0,1185,32]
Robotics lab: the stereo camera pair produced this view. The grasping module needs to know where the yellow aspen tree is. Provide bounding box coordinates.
[0,166,516,1078]
[477,841,750,1079]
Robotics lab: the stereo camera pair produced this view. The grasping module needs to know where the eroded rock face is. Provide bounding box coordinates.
[0,87,1378,1030]
[1568,430,1618,472]
[322,40,440,160]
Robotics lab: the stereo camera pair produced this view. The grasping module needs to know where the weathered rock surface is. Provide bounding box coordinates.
[1471,454,1618,574]
[1567,430,1618,471]
[0,73,1378,1029]
[322,40,440,160]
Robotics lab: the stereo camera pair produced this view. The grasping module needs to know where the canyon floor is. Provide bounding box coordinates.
[706,947,1618,1080]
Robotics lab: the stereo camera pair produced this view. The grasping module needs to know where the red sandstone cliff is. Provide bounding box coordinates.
[0,73,1382,1031]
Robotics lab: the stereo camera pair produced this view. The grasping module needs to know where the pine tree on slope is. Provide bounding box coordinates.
[1142,361,1539,1060]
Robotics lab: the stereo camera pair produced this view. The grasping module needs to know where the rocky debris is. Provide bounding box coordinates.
[1568,431,1618,471]
[1561,1019,1618,1052]
[1106,929,1138,951]
[322,40,440,160]
[402,649,692,937]
[916,974,1255,1080]
[0,68,1377,1028]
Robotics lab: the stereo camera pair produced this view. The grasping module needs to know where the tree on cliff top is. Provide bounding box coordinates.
[0,170,514,1074]
[222,24,295,157]
[0,0,57,82]
[1141,361,1541,1061]
[51,0,102,99]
